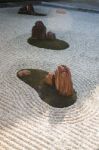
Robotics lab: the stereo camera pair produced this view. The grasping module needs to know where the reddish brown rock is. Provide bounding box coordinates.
[31,21,56,40]
[32,21,46,40]
[46,31,56,40]
[17,70,31,78]
[45,65,73,96]
[44,72,55,86]
[56,9,66,14]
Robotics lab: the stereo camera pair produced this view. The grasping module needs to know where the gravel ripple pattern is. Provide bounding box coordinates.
[0,7,99,150]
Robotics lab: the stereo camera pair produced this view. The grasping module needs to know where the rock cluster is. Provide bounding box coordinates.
[45,65,74,96]
[18,4,35,15]
[32,21,56,40]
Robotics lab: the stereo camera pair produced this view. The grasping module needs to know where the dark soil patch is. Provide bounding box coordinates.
[18,11,46,16]
[28,38,69,50]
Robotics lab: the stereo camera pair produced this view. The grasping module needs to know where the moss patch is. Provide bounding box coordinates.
[17,69,77,108]
[18,11,46,16]
[27,38,69,50]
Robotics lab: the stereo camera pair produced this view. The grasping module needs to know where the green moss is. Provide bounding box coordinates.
[27,38,69,50]
[17,69,77,108]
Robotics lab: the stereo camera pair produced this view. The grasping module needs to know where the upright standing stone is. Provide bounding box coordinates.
[32,21,46,40]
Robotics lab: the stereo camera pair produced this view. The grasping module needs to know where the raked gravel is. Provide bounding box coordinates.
[0,6,99,150]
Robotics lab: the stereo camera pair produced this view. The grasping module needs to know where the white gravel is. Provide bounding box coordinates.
[0,6,99,150]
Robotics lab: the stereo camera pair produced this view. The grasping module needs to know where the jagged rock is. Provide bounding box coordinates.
[45,72,55,86]
[45,65,74,96]
[32,21,46,40]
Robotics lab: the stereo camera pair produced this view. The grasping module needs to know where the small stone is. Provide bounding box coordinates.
[17,70,31,77]
[46,31,56,40]
[56,9,66,14]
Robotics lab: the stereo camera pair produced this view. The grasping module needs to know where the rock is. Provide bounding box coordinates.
[44,73,55,86]
[46,31,56,40]
[17,70,31,77]
[45,65,74,96]
[55,65,73,96]
[32,21,46,40]
[18,4,35,15]
[32,21,56,40]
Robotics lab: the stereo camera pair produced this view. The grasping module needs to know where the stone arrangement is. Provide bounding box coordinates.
[17,66,76,108]
[18,3,35,15]
[32,21,56,40]
[18,3,46,16]
[45,65,74,96]
[28,21,69,50]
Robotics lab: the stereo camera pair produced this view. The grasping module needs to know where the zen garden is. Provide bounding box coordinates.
[0,0,99,150]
